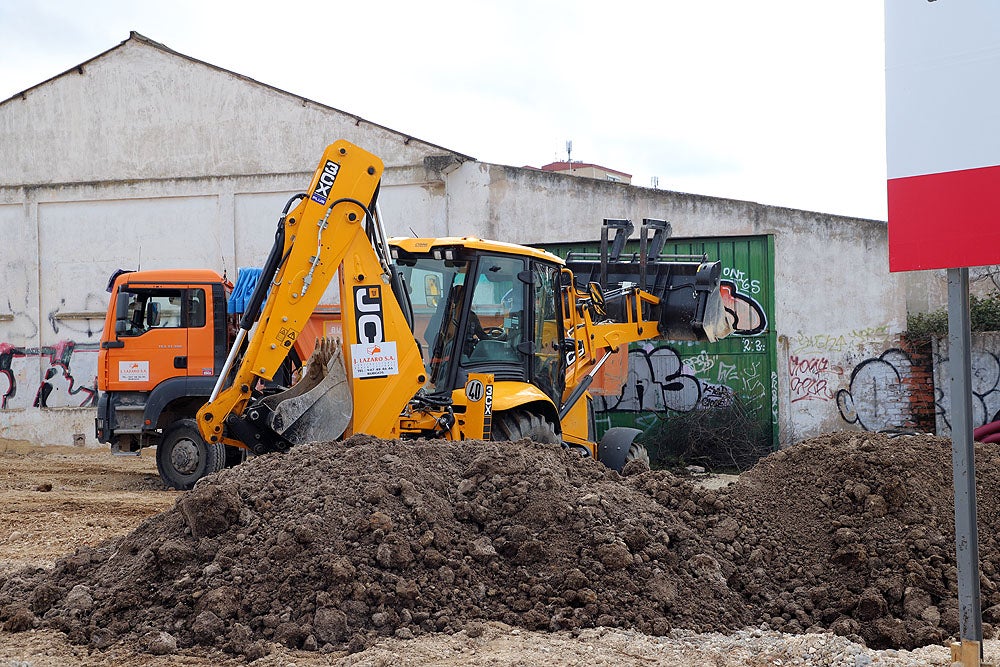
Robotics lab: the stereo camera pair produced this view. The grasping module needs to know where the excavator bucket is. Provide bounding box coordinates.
[260,338,353,444]
[651,260,733,343]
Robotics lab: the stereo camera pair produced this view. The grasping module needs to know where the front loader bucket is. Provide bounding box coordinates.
[565,218,734,343]
[654,261,733,343]
[260,338,353,444]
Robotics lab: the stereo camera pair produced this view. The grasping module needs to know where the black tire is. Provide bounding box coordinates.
[492,409,560,444]
[156,418,226,491]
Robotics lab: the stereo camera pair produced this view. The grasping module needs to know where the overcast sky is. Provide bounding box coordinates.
[0,1,887,220]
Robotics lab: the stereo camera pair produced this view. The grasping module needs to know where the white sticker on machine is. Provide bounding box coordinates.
[118,361,149,382]
[350,341,399,378]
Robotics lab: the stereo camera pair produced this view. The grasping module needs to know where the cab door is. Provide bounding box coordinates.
[529,261,567,404]
[183,287,217,378]
[103,286,190,392]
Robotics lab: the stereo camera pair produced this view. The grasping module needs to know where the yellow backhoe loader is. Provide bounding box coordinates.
[98,139,731,489]
[194,139,730,474]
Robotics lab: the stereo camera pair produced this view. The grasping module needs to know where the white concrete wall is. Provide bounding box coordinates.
[0,34,909,448]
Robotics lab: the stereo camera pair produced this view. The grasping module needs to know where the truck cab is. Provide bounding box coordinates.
[95,271,232,481]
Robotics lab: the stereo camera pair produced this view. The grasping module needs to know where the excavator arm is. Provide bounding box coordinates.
[196,140,424,453]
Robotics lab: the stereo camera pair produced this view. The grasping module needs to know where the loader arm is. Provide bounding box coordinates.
[196,140,425,453]
[558,218,732,420]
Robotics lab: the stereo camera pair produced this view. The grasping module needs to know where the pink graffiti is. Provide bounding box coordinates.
[0,340,99,409]
[788,354,840,403]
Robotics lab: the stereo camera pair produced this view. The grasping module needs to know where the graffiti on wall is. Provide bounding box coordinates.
[593,345,771,416]
[720,280,767,336]
[835,349,913,432]
[0,341,99,409]
[788,354,843,403]
[783,327,917,433]
[784,336,914,432]
[934,346,1000,431]
[595,346,706,414]
[790,326,892,356]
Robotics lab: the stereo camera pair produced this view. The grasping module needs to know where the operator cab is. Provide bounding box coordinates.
[392,243,566,406]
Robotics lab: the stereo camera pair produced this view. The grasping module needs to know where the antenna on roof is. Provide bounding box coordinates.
[566,140,573,172]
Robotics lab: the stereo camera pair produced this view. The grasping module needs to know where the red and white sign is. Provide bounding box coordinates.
[886,1,1000,272]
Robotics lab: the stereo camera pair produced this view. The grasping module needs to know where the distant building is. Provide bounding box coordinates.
[537,161,632,184]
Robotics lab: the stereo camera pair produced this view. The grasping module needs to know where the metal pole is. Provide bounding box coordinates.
[947,266,983,653]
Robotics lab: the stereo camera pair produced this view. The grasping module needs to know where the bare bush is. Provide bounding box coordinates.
[641,400,772,472]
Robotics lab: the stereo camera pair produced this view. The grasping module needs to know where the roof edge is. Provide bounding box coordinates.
[2,31,475,163]
[0,33,133,107]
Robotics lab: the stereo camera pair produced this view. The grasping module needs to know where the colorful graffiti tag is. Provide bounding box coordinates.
[0,341,99,409]
[720,280,767,336]
[788,354,843,403]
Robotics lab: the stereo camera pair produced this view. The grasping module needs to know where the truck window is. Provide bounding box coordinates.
[116,288,202,336]
[187,289,206,328]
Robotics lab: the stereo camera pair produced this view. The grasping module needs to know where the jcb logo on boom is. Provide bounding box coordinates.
[311,160,340,205]
[355,286,384,344]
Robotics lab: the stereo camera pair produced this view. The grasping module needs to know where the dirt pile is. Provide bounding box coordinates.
[0,435,751,658]
[2,431,998,658]
[714,432,1000,649]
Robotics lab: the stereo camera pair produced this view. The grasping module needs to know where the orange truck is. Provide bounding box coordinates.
[95,269,338,487]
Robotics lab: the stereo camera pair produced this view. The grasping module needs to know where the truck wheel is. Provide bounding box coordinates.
[156,419,225,491]
[492,410,559,444]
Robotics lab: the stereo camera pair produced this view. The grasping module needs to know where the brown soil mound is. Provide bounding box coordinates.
[0,436,751,658]
[1,431,996,658]
[717,431,1000,649]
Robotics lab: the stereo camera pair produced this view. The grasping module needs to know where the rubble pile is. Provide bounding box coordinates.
[0,435,750,657]
[2,431,997,657]
[716,432,1000,649]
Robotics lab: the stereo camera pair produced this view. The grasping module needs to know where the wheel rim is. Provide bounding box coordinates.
[169,436,201,476]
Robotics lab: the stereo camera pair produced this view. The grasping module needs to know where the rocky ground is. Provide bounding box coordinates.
[2,432,1000,665]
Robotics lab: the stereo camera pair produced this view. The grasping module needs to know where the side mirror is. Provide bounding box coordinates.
[146,302,161,327]
[114,294,129,336]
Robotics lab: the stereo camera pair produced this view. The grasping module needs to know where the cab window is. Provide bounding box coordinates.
[115,288,205,337]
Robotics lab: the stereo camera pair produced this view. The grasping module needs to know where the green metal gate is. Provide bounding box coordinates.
[543,234,778,464]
